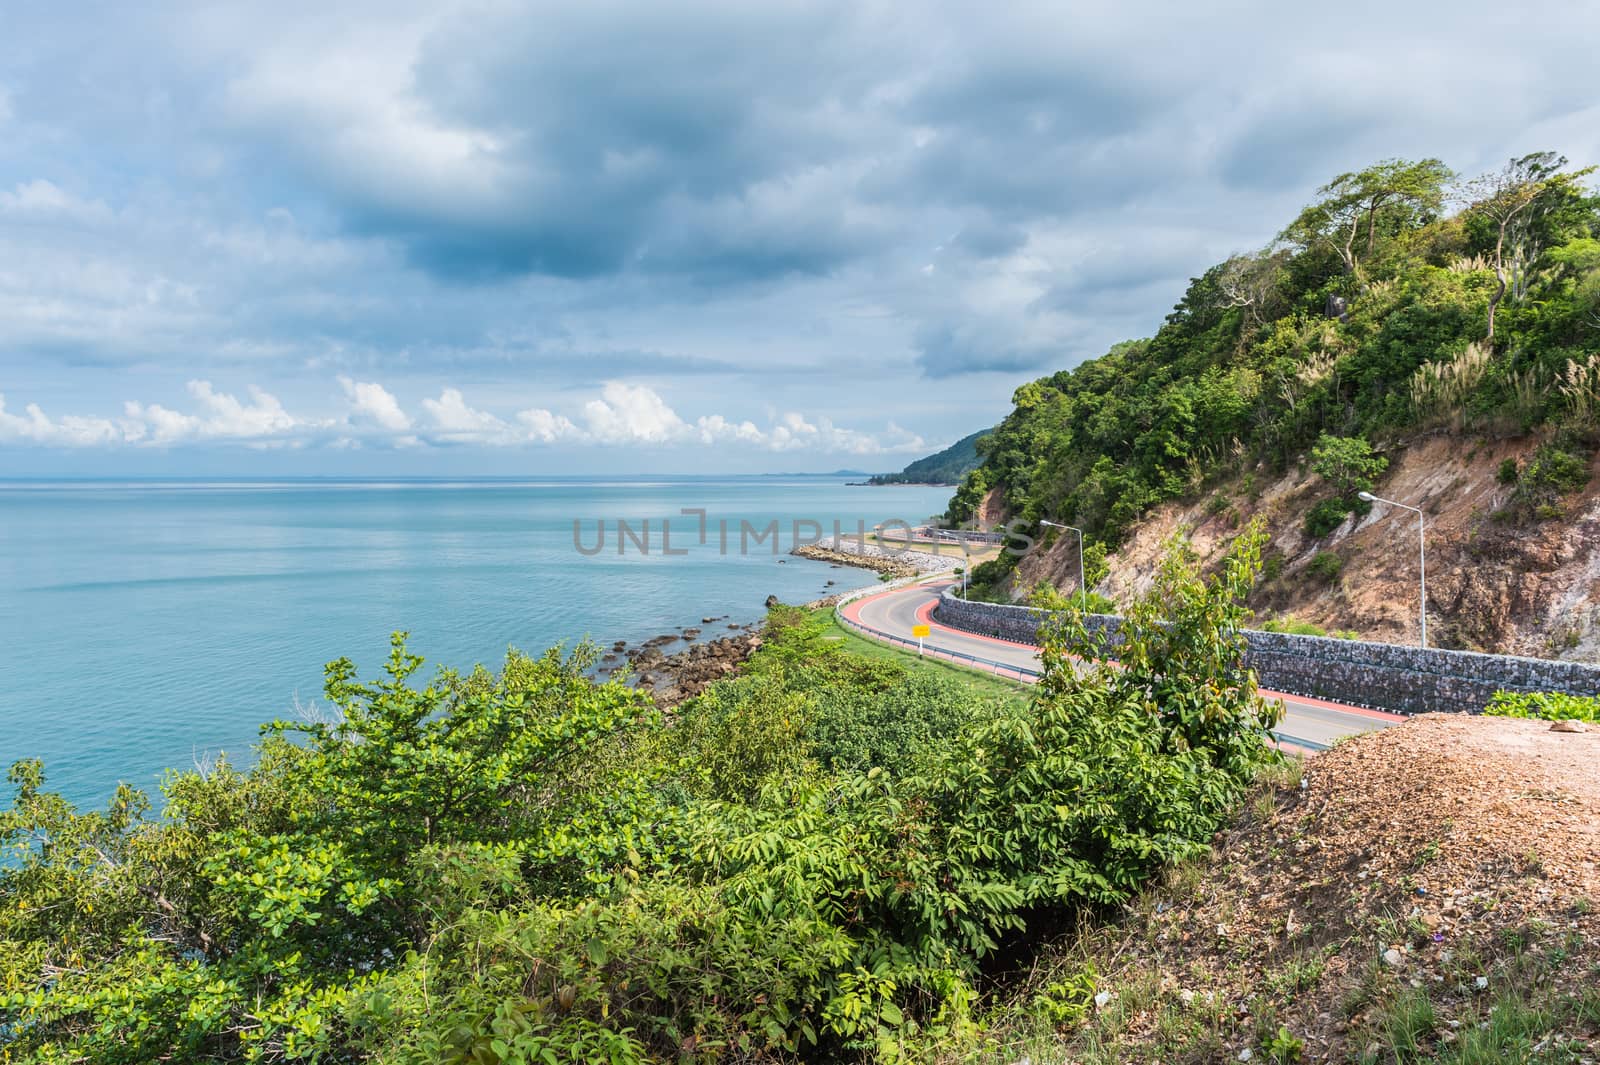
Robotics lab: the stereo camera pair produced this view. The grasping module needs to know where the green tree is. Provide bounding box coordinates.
[1310,434,1388,497]
[1282,158,1452,278]
[1466,152,1597,339]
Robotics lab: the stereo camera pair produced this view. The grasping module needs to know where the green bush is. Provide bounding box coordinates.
[1311,434,1388,497]
[1511,443,1591,518]
[1026,580,1116,615]
[1304,497,1353,537]
[1260,551,1286,583]
[1497,457,1520,485]
[1483,690,1600,722]
[1259,616,1356,639]
[1307,551,1344,582]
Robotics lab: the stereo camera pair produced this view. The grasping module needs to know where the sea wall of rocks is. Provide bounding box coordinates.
[933,589,1600,714]
[792,540,959,577]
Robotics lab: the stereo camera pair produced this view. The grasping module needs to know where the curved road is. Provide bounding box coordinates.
[840,580,1403,754]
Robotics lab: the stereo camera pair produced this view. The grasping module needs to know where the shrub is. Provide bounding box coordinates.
[1497,457,1520,485]
[965,554,1015,598]
[1483,690,1600,722]
[1311,434,1388,497]
[1261,616,1325,638]
[1261,552,1285,583]
[1304,497,1353,537]
[1027,580,1115,615]
[1307,551,1344,582]
[1260,616,1359,639]
[1510,443,1591,518]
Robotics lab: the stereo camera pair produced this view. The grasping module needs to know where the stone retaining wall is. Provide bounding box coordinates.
[933,589,1600,715]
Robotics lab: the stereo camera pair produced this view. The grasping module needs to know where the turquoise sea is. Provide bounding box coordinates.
[0,477,951,805]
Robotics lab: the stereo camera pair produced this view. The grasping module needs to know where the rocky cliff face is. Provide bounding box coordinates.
[1002,435,1600,661]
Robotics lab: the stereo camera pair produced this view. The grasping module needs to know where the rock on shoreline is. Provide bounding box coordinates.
[792,540,959,579]
[617,627,764,706]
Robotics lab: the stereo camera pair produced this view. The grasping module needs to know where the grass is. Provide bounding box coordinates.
[1349,934,1600,1065]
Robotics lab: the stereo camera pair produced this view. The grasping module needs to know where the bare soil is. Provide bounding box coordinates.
[1059,714,1600,1062]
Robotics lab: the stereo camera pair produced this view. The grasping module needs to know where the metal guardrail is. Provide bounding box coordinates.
[838,585,1335,751]
[834,600,1041,683]
[907,525,1008,545]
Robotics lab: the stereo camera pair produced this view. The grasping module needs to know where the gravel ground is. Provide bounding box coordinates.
[1058,713,1600,1062]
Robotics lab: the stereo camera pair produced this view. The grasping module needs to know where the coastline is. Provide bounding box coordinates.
[608,540,959,704]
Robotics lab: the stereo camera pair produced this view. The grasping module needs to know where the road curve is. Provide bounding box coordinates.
[839,580,1404,754]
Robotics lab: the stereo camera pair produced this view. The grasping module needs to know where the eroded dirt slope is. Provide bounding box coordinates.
[1006,436,1600,659]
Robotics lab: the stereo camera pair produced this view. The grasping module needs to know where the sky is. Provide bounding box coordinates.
[2,1,1597,475]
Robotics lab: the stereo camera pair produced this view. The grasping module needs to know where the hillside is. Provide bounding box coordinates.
[868,428,989,484]
[1011,434,1600,658]
[953,152,1600,656]
[996,713,1600,1062]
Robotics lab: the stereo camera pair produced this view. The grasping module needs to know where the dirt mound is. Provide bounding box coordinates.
[1065,714,1600,1062]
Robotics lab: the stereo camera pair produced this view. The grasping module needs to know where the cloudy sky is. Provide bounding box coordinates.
[2,1,1596,474]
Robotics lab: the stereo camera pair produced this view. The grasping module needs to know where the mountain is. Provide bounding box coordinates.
[952,152,1600,658]
[867,429,990,485]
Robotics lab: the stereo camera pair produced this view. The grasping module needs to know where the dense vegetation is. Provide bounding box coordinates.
[868,429,990,485]
[1483,689,1600,722]
[1,530,1281,1063]
[949,152,1600,589]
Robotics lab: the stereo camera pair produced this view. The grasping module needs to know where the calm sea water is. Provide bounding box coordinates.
[0,477,951,805]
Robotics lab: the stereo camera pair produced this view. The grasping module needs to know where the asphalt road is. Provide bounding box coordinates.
[840,580,1404,753]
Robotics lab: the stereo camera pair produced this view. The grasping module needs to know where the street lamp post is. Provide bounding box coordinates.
[1040,520,1087,611]
[1358,491,1427,649]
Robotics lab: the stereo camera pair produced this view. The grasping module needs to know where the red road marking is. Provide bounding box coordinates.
[1259,690,1404,722]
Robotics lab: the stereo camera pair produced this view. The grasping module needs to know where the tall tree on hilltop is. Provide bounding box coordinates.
[1466,152,1596,339]
[1283,157,1452,280]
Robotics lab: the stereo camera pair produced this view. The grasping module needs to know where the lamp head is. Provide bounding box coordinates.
[1357,491,1376,503]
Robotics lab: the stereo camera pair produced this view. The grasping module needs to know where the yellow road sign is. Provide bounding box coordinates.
[911,624,931,638]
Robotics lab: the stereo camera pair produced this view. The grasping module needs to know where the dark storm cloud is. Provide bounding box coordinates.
[233,0,900,284]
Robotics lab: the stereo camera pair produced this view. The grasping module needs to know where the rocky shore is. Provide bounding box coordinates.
[791,539,958,578]
[600,593,852,707]
[599,540,957,707]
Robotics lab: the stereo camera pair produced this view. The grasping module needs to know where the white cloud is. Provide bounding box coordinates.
[0,377,932,456]
[549,381,926,454]
[123,380,299,444]
[763,411,926,455]
[0,393,127,447]
[689,413,767,447]
[515,406,581,443]
[0,179,110,220]
[581,382,688,444]
[338,375,411,430]
[421,387,517,444]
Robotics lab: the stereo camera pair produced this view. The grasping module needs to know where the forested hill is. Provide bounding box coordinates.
[868,428,989,484]
[949,152,1600,556]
